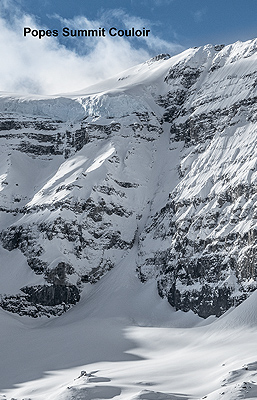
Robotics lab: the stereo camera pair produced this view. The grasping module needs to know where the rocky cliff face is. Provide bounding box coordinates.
[138,40,257,317]
[1,39,257,317]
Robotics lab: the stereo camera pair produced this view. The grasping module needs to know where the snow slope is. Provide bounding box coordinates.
[0,246,257,400]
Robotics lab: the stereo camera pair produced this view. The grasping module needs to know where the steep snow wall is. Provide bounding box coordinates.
[1,39,257,317]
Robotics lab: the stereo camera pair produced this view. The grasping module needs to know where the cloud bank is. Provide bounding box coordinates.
[0,5,183,95]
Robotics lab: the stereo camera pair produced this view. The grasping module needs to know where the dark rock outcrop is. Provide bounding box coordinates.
[20,284,80,306]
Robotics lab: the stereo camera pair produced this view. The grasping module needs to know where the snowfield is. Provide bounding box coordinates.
[0,251,257,400]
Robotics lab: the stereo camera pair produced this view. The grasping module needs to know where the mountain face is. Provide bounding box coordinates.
[1,39,257,318]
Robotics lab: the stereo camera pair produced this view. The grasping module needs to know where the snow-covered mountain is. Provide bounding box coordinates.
[1,40,257,320]
[1,38,257,400]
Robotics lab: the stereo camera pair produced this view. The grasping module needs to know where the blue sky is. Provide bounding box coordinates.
[17,0,257,48]
[1,0,257,94]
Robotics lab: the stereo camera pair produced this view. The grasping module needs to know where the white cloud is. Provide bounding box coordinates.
[152,0,174,5]
[0,5,183,95]
[117,12,183,54]
[131,0,174,6]
[193,9,206,23]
